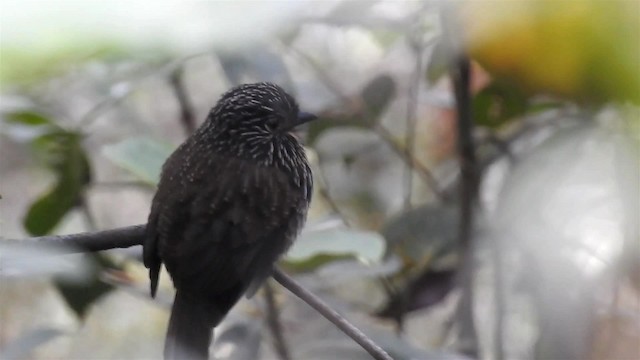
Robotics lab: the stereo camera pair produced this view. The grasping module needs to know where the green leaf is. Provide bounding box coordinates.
[284,229,385,272]
[473,81,529,129]
[102,137,174,185]
[54,254,118,318]
[23,130,91,236]
[3,111,55,126]
[361,74,396,120]
[382,203,459,268]
[24,181,81,236]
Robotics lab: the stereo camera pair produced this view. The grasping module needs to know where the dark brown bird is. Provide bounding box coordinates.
[144,83,315,360]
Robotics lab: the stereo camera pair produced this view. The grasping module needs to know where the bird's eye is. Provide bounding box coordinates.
[266,117,279,130]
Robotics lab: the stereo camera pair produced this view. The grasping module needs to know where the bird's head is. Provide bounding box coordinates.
[200,82,316,164]
[210,82,315,135]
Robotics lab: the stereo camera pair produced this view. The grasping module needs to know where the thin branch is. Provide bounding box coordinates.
[286,43,446,201]
[4,224,146,252]
[316,154,353,227]
[403,27,426,210]
[272,269,393,360]
[374,124,447,201]
[5,225,392,360]
[263,281,292,360]
[169,67,197,135]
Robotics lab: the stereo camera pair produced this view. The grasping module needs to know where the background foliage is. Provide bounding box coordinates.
[1,1,638,359]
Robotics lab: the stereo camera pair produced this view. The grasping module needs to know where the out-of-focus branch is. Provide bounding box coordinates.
[447,20,480,360]
[287,44,446,201]
[263,281,292,360]
[316,154,354,227]
[272,269,393,360]
[169,67,197,135]
[6,225,393,360]
[403,26,426,210]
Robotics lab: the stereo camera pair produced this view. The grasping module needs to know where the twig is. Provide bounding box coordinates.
[272,269,393,360]
[403,26,426,210]
[316,154,353,227]
[374,124,446,201]
[169,67,197,135]
[263,281,292,360]
[77,51,214,129]
[5,225,392,360]
[287,43,446,201]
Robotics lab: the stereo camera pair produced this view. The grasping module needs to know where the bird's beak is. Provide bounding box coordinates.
[294,111,318,127]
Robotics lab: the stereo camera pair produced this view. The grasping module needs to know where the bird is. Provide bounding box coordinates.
[143,82,315,360]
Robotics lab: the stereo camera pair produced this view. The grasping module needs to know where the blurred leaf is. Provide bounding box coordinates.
[307,74,395,144]
[284,229,385,272]
[1,110,62,143]
[55,253,119,318]
[0,327,66,360]
[361,74,395,120]
[473,81,528,129]
[102,137,174,185]
[426,40,449,83]
[24,181,81,236]
[24,130,91,236]
[218,45,294,92]
[376,268,456,319]
[382,203,458,268]
[4,110,55,126]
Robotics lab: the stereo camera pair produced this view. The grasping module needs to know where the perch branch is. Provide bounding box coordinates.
[5,225,392,360]
[272,269,393,360]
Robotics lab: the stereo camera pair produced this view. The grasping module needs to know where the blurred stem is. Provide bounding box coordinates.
[286,43,446,201]
[263,281,291,360]
[447,7,480,355]
[169,67,197,136]
[317,153,353,227]
[403,26,426,210]
[272,269,393,360]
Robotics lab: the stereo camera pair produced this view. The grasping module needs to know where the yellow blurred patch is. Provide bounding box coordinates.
[461,0,640,104]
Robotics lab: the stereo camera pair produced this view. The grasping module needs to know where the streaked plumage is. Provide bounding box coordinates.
[144,83,314,360]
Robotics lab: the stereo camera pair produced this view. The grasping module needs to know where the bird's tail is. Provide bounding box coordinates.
[164,291,223,360]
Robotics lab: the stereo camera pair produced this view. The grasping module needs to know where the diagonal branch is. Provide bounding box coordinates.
[272,269,393,360]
